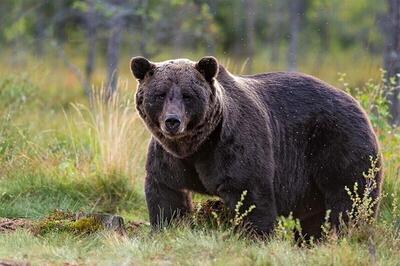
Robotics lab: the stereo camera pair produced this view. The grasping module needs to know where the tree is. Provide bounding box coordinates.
[84,0,98,87]
[287,0,307,71]
[106,0,126,96]
[267,0,288,64]
[244,0,256,72]
[383,0,400,125]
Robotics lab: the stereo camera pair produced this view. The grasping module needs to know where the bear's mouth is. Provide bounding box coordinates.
[161,128,187,140]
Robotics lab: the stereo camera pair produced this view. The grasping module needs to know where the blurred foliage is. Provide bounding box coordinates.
[0,0,386,63]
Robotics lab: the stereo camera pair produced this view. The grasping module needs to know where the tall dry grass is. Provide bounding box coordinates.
[70,82,148,179]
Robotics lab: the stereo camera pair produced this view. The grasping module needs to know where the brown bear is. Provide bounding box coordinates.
[130,56,382,238]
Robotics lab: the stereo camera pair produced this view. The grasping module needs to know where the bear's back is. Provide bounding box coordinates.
[236,71,356,117]
[217,69,370,132]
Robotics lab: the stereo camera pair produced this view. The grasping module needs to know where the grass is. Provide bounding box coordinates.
[1,223,399,265]
[0,50,399,265]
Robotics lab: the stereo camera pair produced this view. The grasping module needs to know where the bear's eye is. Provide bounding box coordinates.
[182,94,192,101]
[155,93,166,100]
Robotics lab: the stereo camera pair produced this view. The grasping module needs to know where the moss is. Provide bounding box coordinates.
[69,217,102,234]
[45,209,74,221]
[33,220,68,235]
[32,210,103,235]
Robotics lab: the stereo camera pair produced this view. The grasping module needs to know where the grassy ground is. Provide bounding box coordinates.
[0,51,399,265]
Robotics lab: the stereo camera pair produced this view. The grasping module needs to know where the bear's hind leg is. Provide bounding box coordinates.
[322,188,354,229]
[315,163,370,231]
[294,188,326,240]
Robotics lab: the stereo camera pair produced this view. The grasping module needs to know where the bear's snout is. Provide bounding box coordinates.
[164,115,182,135]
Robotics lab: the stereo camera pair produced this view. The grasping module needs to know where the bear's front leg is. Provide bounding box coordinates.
[217,182,278,236]
[145,175,192,229]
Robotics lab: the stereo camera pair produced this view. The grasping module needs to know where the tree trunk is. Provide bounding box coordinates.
[106,12,124,97]
[384,0,400,125]
[233,1,243,57]
[287,0,302,71]
[85,0,97,95]
[34,6,45,56]
[138,0,150,58]
[244,0,256,72]
[270,32,281,64]
[269,1,285,65]
[172,8,184,58]
[314,11,329,72]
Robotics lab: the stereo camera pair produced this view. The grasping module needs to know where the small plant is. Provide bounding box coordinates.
[230,190,256,227]
[274,212,302,243]
[317,156,383,244]
[345,156,381,228]
[387,192,400,230]
[321,209,332,238]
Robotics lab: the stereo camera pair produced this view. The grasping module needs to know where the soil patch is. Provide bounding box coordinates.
[0,218,31,233]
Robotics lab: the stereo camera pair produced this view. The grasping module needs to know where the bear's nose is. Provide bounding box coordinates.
[164,115,181,134]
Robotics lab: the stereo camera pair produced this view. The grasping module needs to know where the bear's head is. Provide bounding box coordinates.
[130,56,222,158]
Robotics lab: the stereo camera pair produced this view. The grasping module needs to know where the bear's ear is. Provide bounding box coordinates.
[195,56,219,82]
[130,56,154,80]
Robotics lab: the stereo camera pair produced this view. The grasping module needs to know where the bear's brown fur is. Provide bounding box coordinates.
[130,56,382,238]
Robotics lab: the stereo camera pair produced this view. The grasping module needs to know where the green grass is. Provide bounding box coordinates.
[1,224,399,265]
[0,54,399,265]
